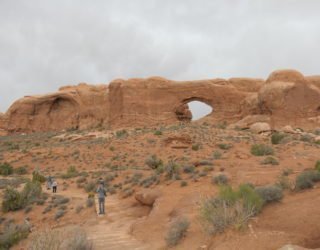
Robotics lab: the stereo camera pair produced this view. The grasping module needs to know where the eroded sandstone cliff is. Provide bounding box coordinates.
[0,69,319,134]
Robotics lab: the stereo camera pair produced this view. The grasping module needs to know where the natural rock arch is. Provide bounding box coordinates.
[175,97,213,122]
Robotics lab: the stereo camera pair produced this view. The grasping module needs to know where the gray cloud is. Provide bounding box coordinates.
[1,0,320,113]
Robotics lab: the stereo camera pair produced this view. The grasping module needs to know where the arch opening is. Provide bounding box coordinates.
[175,99,213,122]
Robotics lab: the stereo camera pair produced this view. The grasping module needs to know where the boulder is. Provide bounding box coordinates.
[135,189,161,206]
[229,115,271,130]
[250,122,271,133]
[280,125,297,134]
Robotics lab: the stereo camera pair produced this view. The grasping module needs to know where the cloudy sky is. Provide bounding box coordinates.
[1,0,320,114]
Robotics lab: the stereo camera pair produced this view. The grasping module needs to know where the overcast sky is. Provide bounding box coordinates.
[1,0,320,113]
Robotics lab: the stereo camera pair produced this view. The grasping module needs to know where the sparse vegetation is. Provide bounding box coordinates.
[32,170,46,183]
[212,174,228,185]
[217,143,232,150]
[251,144,274,156]
[315,160,320,171]
[261,156,279,165]
[61,166,79,179]
[165,217,190,247]
[295,170,320,190]
[2,181,42,212]
[199,184,263,234]
[0,163,13,176]
[271,132,286,144]
[14,166,28,175]
[255,185,283,204]
[145,155,163,169]
[0,222,30,249]
[28,226,92,250]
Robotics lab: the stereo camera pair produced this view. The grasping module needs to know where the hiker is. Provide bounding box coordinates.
[52,179,58,193]
[96,183,106,214]
[47,176,53,190]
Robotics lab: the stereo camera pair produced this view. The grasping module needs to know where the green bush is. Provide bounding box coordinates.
[315,160,320,171]
[180,181,188,187]
[84,181,96,193]
[192,144,200,151]
[199,184,263,235]
[251,144,274,156]
[154,130,162,136]
[165,161,180,180]
[255,185,283,204]
[32,170,46,183]
[183,165,195,174]
[61,166,79,179]
[21,181,42,205]
[55,209,65,220]
[261,156,279,165]
[165,217,190,247]
[14,166,28,175]
[0,163,13,176]
[2,187,22,212]
[145,155,163,169]
[295,170,320,190]
[217,143,232,150]
[0,222,30,249]
[2,181,42,212]
[271,132,286,144]
[212,174,228,185]
[212,150,222,159]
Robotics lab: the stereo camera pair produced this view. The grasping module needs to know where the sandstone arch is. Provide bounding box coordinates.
[175,97,213,122]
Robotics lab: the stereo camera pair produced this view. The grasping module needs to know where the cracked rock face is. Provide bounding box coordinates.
[1,69,320,134]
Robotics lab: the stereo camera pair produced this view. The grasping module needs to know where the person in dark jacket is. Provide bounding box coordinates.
[96,183,106,214]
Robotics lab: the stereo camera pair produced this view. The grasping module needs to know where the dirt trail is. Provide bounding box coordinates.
[85,196,150,250]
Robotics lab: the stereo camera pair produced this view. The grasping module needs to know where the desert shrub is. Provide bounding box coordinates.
[315,160,320,171]
[165,161,180,180]
[76,205,84,213]
[271,132,286,144]
[29,226,92,250]
[116,129,128,139]
[2,187,22,212]
[183,165,195,174]
[55,209,65,220]
[61,166,78,179]
[217,143,232,150]
[76,176,86,184]
[199,184,263,234]
[145,155,163,169]
[0,222,30,249]
[21,181,42,204]
[276,175,292,190]
[255,185,283,204]
[261,156,279,165]
[212,174,228,185]
[0,177,27,189]
[154,130,162,136]
[0,163,13,176]
[14,166,28,175]
[180,181,188,187]
[191,144,200,151]
[250,144,274,156]
[295,170,320,190]
[86,197,95,208]
[52,195,70,206]
[212,150,222,159]
[32,170,46,183]
[197,160,213,166]
[84,181,96,193]
[165,217,190,247]
[300,133,313,143]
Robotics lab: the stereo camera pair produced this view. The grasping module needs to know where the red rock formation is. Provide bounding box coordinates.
[0,69,319,134]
